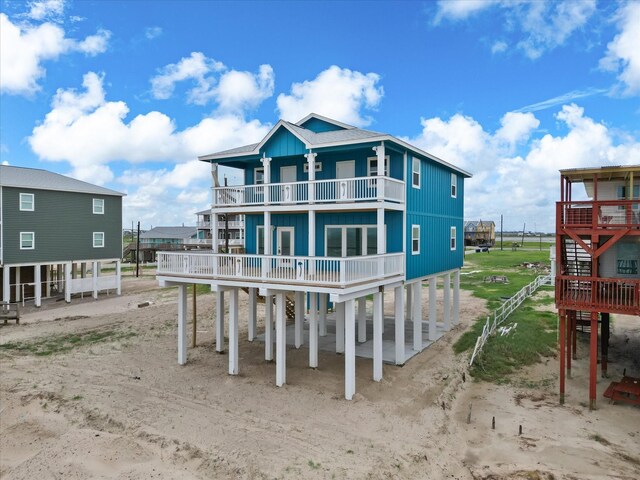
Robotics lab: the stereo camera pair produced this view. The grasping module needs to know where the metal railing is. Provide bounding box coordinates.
[470,274,552,366]
[157,251,405,288]
[213,176,405,207]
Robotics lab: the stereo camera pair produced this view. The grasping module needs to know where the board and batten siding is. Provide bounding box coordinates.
[2,186,122,264]
[405,154,464,280]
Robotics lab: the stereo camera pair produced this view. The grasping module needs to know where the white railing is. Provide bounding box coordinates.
[213,176,405,207]
[183,238,213,246]
[157,251,405,288]
[197,221,211,228]
[469,274,552,366]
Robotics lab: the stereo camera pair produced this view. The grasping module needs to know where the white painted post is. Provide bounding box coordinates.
[178,284,187,365]
[265,294,274,361]
[373,291,383,382]
[229,287,239,375]
[345,299,356,400]
[92,261,98,299]
[248,287,257,341]
[429,277,437,341]
[216,290,225,352]
[64,263,71,303]
[276,293,286,387]
[412,282,422,351]
[309,292,318,368]
[357,297,367,343]
[115,261,121,295]
[15,267,21,302]
[377,208,385,277]
[443,272,451,332]
[319,293,328,336]
[453,270,460,326]
[295,291,304,348]
[263,211,271,278]
[305,151,317,203]
[406,283,412,321]
[394,285,405,365]
[336,301,345,354]
[261,155,272,204]
[34,265,41,307]
[308,210,316,275]
[3,266,10,303]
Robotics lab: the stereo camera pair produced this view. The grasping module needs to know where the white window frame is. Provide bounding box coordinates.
[303,162,323,173]
[93,198,104,214]
[20,232,35,250]
[367,155,390,177]
[256,225,265,254]
[93,232,105,248]
[411,225,420,255]
[254,167,265,185]
[451,173,457,198]
[412,158,420,189]
[324,225,385,257]
[19,193,34,211]
[450,226,457,251]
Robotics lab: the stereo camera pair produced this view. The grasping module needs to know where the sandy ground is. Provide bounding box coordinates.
[1,273,639,479]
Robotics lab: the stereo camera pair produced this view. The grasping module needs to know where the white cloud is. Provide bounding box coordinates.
[491,40,508,54]
[150,52,274,110]
[29,72,270,186]
[145,26,162,40]
[276,65,383,126]
[407,104,639,232]
[0,12,110,96]
[600,1,640,96]
[27,0,65,21]
[434,0,497,23]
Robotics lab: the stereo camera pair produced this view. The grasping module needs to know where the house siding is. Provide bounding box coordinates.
[2,186,122,264]
[299,117,346,133]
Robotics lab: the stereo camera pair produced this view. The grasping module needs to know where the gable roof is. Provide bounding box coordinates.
[198,113,472,177]
[0,165,125,196]
[140,226,197,240]
[295,113,355,130]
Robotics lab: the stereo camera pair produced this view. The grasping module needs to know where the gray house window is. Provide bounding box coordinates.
[93,232,105,248]
[20,232,35,249]
[93,198,104,214]
[19,193,34,211]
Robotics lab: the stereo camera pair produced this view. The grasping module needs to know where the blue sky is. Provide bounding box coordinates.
[1,0,639,232]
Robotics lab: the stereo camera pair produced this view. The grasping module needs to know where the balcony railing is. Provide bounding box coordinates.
[556,276,640,314]
[213,176,405,208]
[558,200,640,229]
[157,251,405,288]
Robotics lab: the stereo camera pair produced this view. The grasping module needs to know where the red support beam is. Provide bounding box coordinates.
[572,311,577,361]
[566,310,572,378]
[589,312,598,410]
[559,310,566,404]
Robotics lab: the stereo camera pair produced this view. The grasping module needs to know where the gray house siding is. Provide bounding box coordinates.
[2,186,122,264]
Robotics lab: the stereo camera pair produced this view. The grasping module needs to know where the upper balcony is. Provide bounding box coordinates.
[556,276,640,315]
[212,176,405,212]
[557,199,640,230]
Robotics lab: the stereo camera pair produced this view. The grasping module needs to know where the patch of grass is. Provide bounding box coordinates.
[307,460,321,470]
[0,328,137,357]
[71,395,83,401]
[589,433,611,446]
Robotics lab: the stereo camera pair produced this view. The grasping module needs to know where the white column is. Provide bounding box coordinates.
[263,211,271,279]
[443,273,451,332]
[377,208,385,277]
[305,151,317,203]
[373,292,383,382]
[15,267,21,302]
[34,265,41,307]
[64,263,71,303]
[216,290,225,353]
[453,270,460,326]
[319,293,327,336]
[211,164,219,254]
[405,283,412,321]
[2,266,10,303]
[336,301,345,354]
[229,287,239,375]
[308,210,316,275]
[178,284,187,365]
[344,299,356,400]
[394,285,405,365]
[248,287,257,341]
[295,291,304,348]
[92,261,98,299]
[275,292,286,387]
[373,143,386,201]
[116,261,121,295]
[357,297,367,343]
[309,292,318,368]
[412,282,422,350]
[429,277,437,341]
[265,294,274,361]
[261,155,272,204]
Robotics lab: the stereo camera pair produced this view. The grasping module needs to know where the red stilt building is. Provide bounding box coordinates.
[555,165,640,409]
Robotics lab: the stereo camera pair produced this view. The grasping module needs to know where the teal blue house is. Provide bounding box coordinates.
[156,113,471,400]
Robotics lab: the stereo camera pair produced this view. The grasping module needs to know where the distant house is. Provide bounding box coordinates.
[464,220,495,246]
[195,209,244,253]
[140,226,198,247]
[1,165,124,305]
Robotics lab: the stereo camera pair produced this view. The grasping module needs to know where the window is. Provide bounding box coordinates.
[450,226,457,251]
[326,225,384,257]
[254,167,264,184]
[93,232,105,248]
[412,158,420,188]
[20,232,34,250]
[303,162,323,173]
[412,225,420,255]
[93,198,104,214]
[367,155,390,177]
[617,185,639,211]
[19,193,34,211]
[451,173,457,198]
[327,227,342,257]
[257,226,265,254]
[617,243,638,275]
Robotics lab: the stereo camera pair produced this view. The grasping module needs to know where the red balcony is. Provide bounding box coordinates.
[558,200,640,230]
[555,276,640,315]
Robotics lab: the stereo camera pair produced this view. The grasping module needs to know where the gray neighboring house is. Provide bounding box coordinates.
[0,165,124,305]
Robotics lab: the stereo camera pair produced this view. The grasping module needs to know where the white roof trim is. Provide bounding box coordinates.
[295,113,356,130]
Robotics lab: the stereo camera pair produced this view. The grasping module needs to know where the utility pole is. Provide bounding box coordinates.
[500,214,503,251]
[521,223,526,247]
[136,221,141,278]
